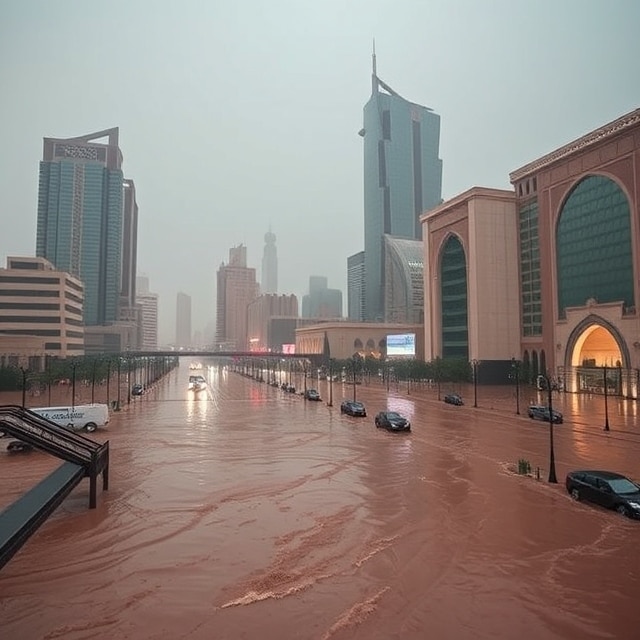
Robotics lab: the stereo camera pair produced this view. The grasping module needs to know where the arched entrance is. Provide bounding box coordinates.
[565,317,629,395]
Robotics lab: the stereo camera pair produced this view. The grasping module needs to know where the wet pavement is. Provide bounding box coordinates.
[1,363,639,639]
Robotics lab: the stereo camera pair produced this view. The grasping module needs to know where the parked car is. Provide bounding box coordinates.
[374,411,411,432]
[528,404,563,424]
[566,470,640,519]
[340,400,367,417]
[131,383,145,396]
[7,440,34,454]
[444,393,464,406]
[304,389,321,401]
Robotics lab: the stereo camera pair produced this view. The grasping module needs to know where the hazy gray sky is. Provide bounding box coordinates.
[1,0,639,344]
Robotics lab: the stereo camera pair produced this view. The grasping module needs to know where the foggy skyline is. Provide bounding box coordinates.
[1,0,639,344]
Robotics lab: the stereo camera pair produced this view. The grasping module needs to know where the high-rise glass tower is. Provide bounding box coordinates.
[261,228,278,294]
[36,128,133,326]
[360,50,442,321]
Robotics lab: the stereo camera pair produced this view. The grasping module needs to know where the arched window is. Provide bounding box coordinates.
[440,236,468,359]
[532,350,539,379]
[557,176,633,317]
[354,338,363,350]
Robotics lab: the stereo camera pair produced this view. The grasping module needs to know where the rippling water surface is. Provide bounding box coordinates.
[1,365,639,639]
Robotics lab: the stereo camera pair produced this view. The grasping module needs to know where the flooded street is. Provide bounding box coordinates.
[1,363,639,639]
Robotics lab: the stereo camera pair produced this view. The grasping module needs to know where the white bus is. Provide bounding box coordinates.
[29,404,110,432]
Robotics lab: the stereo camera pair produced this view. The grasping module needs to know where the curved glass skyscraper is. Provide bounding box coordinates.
[360,52,442,321]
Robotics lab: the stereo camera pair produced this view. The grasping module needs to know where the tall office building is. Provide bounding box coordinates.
[261,228,278,294]
[301,276,343,319]
[359,50,442,321]
[347,251,365,321]
[176,292,192,348]
[36,128,137,329]
[215,244,260,350]
[136,276,158,351]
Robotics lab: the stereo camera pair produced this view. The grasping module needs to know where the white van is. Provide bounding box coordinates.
[30,404,110,432]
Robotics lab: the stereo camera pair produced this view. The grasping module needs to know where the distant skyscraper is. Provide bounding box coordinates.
[215,244,260,350]
[347,251,365,321]
[359,49,442,321]
[136,276,158,351]
[301,276,343,319]
[176,292,192,347]
[261,228,278,294]
[36,127,137,327]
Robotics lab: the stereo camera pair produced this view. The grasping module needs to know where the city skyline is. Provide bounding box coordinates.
[1,1,639,344]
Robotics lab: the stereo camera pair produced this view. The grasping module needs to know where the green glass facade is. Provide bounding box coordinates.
[440,236,468,358]
[519,199,542,336]
[556,176,634,316]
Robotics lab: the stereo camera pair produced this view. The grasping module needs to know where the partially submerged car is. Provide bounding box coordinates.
[340,400,367,417]
[188,375,207,391]
[444,393,464,406]
[374,411,411,432]
[528,404,563,424]
[304,389,321,401]
[566,470,640,519]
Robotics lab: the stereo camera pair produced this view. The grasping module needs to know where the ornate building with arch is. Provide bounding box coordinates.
[510,108,640,396]
[421,108,640,392]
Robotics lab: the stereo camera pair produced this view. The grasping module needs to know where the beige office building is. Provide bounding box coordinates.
[0,256,84,368]
[216,245,260,351]
[421,187,520,382]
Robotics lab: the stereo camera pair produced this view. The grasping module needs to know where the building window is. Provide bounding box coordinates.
[556,175,633,317]
[382,110,391,140]
[519,199,542,336]
[440,236,468,359]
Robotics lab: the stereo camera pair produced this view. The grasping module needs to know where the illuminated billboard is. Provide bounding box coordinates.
[386,333,416,357]
[282,343,296,354]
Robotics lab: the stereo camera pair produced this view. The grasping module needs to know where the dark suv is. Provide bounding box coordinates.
[527,404,563,423]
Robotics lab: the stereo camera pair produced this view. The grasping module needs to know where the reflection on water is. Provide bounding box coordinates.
[1,368,639,640]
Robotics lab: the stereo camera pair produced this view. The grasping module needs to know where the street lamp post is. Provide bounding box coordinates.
[512,358,521,415]
[20,366,27,408]
[603,364,610,431]
[352,357,357,402]
[117,358,122,411]
[106,358,111,406]
[328,359,334,407]
[543,373,558,483]
[71,360,77,409]
[472,360,478,408]
[91,358,97,404]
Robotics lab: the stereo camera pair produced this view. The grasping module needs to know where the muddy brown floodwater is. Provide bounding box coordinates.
[1,364,639,639]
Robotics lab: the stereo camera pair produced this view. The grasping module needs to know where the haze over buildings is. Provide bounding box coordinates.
[0,2,639,344]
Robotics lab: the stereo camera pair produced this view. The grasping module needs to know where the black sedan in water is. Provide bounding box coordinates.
[374,411,411,432]
[528,404,563,424]
[443,393,464,406]
[340,400,367,417]
[566,470,640,519]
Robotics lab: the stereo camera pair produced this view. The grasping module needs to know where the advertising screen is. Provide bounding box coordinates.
[386,333,416,357]
[282,343,296,354]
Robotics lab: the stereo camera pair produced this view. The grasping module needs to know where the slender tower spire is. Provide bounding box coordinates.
[371,38,378,93]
